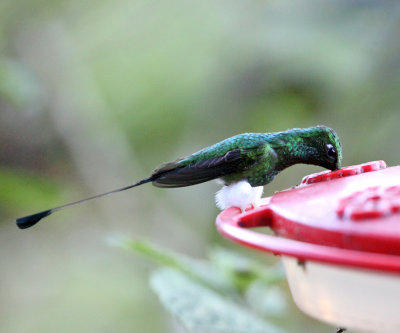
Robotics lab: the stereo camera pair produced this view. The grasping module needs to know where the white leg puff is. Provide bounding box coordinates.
[215,180,264,212]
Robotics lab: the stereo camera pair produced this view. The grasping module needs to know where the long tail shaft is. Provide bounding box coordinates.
[16,178,152,229]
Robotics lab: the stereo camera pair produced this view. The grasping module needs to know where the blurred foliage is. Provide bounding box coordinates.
[117,238,286,332]
[1,0,399,332]
[0,58,42,109]
[116,238,236,295]
[0,167,67,214]
[151,268,282,333]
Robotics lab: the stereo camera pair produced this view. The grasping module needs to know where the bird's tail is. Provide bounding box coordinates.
[16,177,153,229]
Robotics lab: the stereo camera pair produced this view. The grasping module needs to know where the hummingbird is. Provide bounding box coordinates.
[16,125,342,229]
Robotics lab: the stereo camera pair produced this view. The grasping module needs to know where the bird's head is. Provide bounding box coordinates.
[304,126,342,171]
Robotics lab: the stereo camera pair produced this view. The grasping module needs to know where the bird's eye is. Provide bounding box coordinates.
[326,144,336,159]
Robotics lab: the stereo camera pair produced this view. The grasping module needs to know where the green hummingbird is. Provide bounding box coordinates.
[16,125,342,229]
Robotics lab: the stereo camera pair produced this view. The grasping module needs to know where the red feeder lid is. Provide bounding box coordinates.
[216,161,400,273]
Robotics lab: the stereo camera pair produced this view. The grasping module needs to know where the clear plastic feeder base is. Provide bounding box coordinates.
[283,257,400,333]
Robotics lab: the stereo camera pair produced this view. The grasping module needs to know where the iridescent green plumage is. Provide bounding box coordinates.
[16,125,342,229]
[152,125,342,187]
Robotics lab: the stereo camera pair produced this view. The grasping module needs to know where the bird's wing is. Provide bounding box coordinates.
[151,147,263,188]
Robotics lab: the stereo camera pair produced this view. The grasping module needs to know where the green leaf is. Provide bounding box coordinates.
[113,238,236,295]
[150,268,286,333]
[209,247,286,292]
[245,282,287,317]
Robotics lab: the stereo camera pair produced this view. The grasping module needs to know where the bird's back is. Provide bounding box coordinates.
[179,133,271,165]
[150,133,272,187]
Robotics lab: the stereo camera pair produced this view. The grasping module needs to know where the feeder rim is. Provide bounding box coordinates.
[216,205,400,274]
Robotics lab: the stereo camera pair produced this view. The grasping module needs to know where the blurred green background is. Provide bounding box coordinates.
[1,0,400,332]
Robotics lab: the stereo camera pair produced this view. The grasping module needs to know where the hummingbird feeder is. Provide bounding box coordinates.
[216,160,400,333]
